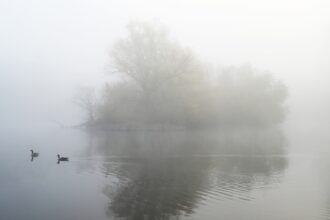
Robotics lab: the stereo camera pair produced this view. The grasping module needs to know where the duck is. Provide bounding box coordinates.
[30,149,39,157]
[57,154,69,161]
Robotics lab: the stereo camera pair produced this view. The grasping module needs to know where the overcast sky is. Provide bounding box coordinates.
[0,0,329,140]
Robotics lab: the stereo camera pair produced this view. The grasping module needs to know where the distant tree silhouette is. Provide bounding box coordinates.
[89,21,288,130]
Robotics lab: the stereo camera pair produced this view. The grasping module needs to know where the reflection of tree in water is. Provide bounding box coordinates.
[103,158,211,219]
[80,128,288,219]
[87,127,287,158]
[101,156,288,220]
[211,156,288,201]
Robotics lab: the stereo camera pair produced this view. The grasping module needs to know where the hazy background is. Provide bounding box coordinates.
[1,0,329,151]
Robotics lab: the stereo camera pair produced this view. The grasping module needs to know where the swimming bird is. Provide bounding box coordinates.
[57,154,69,161]
[30,149,39,157]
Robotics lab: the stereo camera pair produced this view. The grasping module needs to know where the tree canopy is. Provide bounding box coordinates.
[87,21,288,130]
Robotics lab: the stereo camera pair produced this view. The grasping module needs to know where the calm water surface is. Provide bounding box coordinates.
[0,128,329,220]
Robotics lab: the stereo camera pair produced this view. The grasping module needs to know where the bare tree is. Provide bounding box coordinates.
[73,86,97,124]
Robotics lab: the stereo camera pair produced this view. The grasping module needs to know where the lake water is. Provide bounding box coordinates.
[0,128,329,220]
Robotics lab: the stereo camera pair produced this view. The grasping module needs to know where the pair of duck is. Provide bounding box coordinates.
[30,150,69,161]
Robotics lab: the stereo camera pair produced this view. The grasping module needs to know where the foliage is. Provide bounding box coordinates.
[87,21,288,129]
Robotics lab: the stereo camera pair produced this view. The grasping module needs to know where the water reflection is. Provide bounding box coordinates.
[79,128,288,219]
[84,127,287,157]
[99,156,287,219]
[6,128,330,220]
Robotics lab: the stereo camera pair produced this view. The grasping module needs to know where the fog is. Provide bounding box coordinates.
[1,0,329,151]
[0,1,330,218]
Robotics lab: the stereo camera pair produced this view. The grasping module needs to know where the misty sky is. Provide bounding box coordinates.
[0,0,329,141]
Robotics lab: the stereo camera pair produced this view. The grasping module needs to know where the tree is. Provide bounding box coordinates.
[95,21,288,130]
[214,65,288,127]
[104,20,207,127]
[111,21,202,94]
[73,86,97,124]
